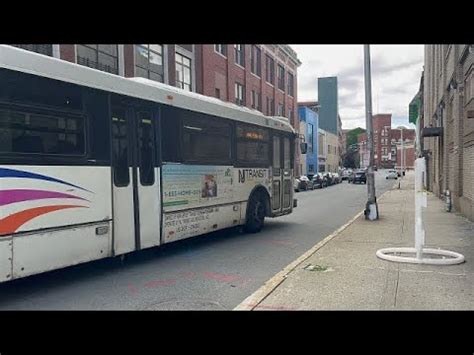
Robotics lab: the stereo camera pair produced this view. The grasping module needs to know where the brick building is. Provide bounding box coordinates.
[357,114,416,169]
[422,44,474,221]
[11,44,302,173]
[12,44,197,91]
[391,127,416,170]
[358,132,369,168]
[196,45,302,174]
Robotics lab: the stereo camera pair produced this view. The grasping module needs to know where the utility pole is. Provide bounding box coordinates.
[363,45,378,220]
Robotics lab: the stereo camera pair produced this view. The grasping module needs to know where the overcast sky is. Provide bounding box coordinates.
[291,45,424,130]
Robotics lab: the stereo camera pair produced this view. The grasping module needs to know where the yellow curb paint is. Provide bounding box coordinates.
[233,185,396,311]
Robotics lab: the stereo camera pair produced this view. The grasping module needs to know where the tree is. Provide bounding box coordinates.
[343,150,359,169]
[346,127,366,149]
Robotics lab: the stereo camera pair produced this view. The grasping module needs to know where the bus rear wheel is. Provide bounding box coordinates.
[244,192,266,233]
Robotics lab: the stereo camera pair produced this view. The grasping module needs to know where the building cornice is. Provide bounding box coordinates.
[278,45,302,67]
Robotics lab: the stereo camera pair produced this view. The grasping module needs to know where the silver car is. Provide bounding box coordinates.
[386,170,398,179]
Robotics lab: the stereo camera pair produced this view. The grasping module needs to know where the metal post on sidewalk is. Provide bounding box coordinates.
[398,127,404,189]
[363,44,378,220]
[401,127,404,177]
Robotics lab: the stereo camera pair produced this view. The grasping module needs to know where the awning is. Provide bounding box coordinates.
[422,127,443,137]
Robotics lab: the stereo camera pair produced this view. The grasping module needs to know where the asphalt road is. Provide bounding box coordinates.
[0,171,396,310]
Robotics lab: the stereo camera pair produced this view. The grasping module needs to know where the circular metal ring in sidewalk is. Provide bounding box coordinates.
[376,247,465,265]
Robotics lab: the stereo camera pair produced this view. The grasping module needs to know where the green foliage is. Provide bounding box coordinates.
[346,127,366,148]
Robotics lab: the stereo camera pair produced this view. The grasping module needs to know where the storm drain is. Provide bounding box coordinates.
[142,298,226,310]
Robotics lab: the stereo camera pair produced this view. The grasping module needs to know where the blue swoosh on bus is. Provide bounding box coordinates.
[0,168,93,193]
[0,168,92,236]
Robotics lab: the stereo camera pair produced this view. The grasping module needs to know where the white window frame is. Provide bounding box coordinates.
[235,82,245,106]
[214,44,227,58]
[234,44,245,67]
[175,51,192,92]
[287,71,294,97]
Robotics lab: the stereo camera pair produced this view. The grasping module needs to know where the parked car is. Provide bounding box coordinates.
[295,175,311,191]
[294,177,301,192]
[310,174,325,189]
[341,169,351,180]
[319,173,329,187]
[332,173,341,184]
[324,172,334,186]
[352,170,367,184]
[348,169,357,183]
[386,170,398,179]
[347,171,355,183]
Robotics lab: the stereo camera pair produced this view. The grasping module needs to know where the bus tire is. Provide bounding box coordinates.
[244,191,266,233]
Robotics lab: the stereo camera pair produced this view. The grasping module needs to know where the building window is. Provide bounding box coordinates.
[266,98,275,115]
[76,45,119,74]
[277,103,285,116]
[266,55,274,84]
[235,82,245,106]
[215,44,227,57]
[251,45,261,77]
[251,90,261,110]
[466,70,473,102]
[11,44,53,57]
[308,123,314,153]
[234,45,245,67]
[134,44,164,82]
[277,64,285,91]
[287,72,294,97]
[176,52,192,91]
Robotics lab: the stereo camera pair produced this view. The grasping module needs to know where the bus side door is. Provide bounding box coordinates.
[272,134,292,214]
[111,96,161,256]
[272,135,283,213]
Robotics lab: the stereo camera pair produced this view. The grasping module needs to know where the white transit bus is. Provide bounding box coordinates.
[0,45,300,283]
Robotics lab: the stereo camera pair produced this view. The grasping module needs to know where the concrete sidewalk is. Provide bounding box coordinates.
[236,172,474,310]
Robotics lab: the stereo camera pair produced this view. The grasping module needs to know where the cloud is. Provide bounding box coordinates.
[291,45,424,129]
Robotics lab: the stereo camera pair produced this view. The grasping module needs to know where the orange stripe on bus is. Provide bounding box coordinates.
[0,205,87,236]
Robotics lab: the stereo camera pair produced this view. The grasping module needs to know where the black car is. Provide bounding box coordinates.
[352,170,367,184]
[324,173,334,186]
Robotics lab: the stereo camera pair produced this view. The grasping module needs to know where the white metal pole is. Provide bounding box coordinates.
[401,127,404,175]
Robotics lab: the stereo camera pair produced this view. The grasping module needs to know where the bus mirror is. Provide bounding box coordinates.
[300,142,308,154]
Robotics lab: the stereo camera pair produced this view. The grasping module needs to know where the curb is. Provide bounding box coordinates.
[233,184,397,311]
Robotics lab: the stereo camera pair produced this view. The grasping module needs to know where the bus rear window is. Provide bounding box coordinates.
[0,109,85,156]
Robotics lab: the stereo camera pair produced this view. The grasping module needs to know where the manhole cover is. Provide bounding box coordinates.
[142,298,226,310]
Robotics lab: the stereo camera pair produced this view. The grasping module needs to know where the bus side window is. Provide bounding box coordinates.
[111,107,130,187]
[160,105,180,163]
